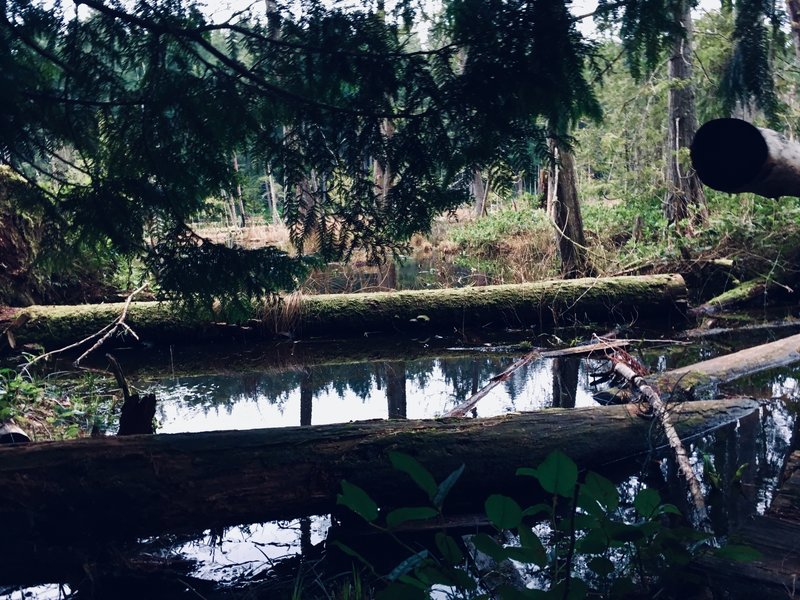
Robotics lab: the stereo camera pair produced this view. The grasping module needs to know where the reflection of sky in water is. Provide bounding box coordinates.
[148,357,600,434]
[174,517,331,581]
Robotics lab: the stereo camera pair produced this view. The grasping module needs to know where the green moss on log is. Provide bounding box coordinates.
[8,274,688,348]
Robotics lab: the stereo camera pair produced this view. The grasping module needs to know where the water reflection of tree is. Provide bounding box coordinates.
[552,358,579,408]
[385,361,407,419]
[436,356,509,405]
[154,355,532,421]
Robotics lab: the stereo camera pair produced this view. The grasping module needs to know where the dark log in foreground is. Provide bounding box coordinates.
[6,274,688,348]
[691,118,800,198]
[0,398,757,544]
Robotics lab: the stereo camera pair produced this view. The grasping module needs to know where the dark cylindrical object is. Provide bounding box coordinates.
[691,118,800,198]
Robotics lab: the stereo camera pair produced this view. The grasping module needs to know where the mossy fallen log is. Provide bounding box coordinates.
[0,398,756,544]
[656,332,800,394]
[6,274,688,348]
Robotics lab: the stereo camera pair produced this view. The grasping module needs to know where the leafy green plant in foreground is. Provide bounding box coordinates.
[336,450,729,599]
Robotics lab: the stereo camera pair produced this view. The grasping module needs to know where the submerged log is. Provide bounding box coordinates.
[691,118,800,198]
[5,274,688,348]
[0,398,757,543]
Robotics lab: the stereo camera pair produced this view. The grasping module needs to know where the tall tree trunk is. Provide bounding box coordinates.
[547,138,593,278]
[232,152,246,227]
[664,0,707,228]
[472,169,489,218]
[267,167,280,226]
[786,0,800,62]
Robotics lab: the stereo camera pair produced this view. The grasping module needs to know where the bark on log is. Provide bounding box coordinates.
[691,118,800,198]
[4,274,688,348]
[0,399,757,543]
[691,278,768,316]
[656,332,800,393]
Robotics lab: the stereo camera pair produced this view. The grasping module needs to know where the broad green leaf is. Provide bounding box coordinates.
[580,471,619,512]
[576,528,608,554]
[471,533,507,561]
[518,524,546,554]
[386,506,438,529]
[389,451,437,500]
[415,564,452,586]
[433,463,465,508]
[634,487,661,518]
[522,503,550,518]
[551,577,589,600]
[447,567,480,591]
[387,549,430,581]
[376,582,429,600]
[498,584,547,599]
[516,467,538,478]
[536,450,578,498]
[588,556,614,577]
[658,503,682,516]
[337,480,379,522]
[435,532,464,564]
[485,494,523,529]
[606,521,645,543]
[714,544,762,562]
[330,540,373,571]
[572,512,599,531]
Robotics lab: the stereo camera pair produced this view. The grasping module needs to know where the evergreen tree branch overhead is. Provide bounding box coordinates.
[3,0,716,312]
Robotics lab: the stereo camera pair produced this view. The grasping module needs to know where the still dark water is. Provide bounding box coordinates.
[10,324,800,599]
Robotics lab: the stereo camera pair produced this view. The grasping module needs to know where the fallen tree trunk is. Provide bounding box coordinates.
[5,274,688,348]
[0,398,756,543]
[691,118,800,198]
[656,332,800,393]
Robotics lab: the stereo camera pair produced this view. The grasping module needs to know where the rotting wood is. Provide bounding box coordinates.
[106,353,156,436]
[689,277,790,316]
[0,398,757,544]
[0,312,29,351]
[655,332,800,394]
[3,274,689,348]
[445,340,629,417]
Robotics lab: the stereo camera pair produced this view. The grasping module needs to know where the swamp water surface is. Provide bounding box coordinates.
[10,324,800,599]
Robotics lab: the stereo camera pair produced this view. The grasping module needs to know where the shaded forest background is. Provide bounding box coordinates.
[2,0,800,313]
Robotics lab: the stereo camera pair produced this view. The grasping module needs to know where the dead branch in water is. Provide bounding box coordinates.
[445,339,630,417]
[609,349,711,529]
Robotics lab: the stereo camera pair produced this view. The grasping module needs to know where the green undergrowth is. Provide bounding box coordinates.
[0,367,117,440]
[324,450,758,600]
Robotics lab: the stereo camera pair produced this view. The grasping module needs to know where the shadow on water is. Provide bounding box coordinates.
[7,321,800,599]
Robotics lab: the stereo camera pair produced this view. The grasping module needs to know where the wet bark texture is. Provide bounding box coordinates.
[547,140,593,277]
[0,399,758,544]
